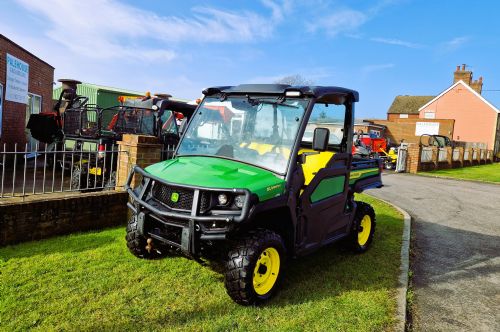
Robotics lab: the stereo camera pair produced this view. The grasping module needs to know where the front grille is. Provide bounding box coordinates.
[152,183,210,212]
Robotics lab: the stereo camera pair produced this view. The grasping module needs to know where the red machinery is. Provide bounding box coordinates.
[352,132,388,156]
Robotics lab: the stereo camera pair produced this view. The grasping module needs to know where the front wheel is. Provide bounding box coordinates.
[70,165,84,190]
[125,215,166,259]
[348,201,376,253]
[224,229,286,305]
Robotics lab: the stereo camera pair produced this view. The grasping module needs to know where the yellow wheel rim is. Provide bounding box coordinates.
[358,215,372,246]
[253,247,280,295]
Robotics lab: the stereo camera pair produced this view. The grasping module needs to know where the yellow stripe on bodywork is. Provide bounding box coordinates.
[350,168,377,179]
[349,168,379,185]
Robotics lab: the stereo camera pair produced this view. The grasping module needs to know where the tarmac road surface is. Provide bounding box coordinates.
[367,172,500,332]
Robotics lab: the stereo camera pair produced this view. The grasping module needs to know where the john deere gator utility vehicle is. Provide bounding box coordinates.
[125,84,383,305]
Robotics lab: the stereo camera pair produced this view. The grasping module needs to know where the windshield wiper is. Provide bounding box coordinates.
[246,95,299,109]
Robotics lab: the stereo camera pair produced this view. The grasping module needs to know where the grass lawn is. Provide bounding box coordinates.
[422,162,500,183]
[0,195,403,332]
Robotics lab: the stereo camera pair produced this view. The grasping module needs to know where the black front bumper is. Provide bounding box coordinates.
[125,166,252,255]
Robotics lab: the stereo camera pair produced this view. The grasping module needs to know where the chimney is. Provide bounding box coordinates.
[470,76,483,94]
[453,64,472,85]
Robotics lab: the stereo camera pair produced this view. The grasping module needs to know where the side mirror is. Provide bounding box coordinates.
[312,127,329,151]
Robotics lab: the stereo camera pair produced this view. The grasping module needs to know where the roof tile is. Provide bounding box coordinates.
[388,95,435,114]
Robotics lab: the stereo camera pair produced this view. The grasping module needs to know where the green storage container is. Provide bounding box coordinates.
[53,83,144,109]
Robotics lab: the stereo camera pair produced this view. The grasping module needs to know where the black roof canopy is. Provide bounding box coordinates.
[203,84,359,103]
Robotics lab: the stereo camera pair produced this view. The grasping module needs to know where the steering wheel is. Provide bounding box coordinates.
[70,96,89,109]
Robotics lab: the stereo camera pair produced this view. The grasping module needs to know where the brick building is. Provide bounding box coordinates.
[353,121,386,138]
[0,34,54,150]
[418,65,499,154]
[378,65,499,154]
[386,95,434,120]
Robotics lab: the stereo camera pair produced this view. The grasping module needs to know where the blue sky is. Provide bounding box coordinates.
[1,0,499,118]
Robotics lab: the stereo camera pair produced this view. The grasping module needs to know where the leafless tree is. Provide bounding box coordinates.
[274,74,314,86]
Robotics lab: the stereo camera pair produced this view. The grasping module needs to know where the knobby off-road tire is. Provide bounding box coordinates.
[126,215,165,259]
[70,165,83,191]
[224,229,286,305]
[349,201,376,253]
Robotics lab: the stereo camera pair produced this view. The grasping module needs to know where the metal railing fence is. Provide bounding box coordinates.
[438,148,447,162]
[161,145,177,161]
[0,143,129,200]
[420,147,433,162]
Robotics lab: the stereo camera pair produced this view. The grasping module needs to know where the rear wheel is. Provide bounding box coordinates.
[349,201,376,252]
[224,229,285,305]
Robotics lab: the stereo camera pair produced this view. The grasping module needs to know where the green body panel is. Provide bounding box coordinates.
[145,157,285,201]
[349,168,379,185]
[310,176,345,203]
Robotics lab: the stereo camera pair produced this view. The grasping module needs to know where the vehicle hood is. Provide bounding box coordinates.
[144,156,285,201]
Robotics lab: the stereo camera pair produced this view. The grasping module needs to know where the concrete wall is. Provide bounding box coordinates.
[0,35,55,148]
[0,191,128,247]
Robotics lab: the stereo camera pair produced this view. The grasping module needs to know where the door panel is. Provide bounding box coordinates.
[299,152,351,251]
[310,176,345,202]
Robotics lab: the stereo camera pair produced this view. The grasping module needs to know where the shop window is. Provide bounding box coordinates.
[25,93,42,150]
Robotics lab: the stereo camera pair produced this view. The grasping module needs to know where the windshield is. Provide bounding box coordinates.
[177,96,308,174]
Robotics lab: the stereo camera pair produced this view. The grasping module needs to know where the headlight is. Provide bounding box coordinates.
[234,195,245,208]
[217,193,229,205]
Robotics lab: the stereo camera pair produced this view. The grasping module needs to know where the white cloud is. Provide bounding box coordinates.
[14,0,282,61]
[261,0,293,22]
[371,37,424,49]
[307,0,404,38]
[307,9,367,36]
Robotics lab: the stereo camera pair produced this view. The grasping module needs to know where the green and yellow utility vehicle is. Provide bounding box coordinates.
[125,84,383,305]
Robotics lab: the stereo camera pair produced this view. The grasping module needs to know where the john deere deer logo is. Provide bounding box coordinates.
[171,192,179,203]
